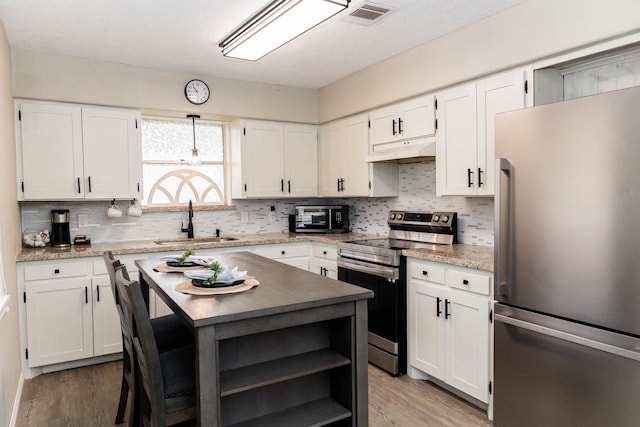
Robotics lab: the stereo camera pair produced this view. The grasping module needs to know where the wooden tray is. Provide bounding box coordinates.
[175,278,260,295]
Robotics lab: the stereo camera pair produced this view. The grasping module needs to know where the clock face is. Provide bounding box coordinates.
[185,79,210,105]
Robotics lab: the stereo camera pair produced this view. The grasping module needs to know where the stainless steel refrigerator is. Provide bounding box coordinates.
[494,86,640,426]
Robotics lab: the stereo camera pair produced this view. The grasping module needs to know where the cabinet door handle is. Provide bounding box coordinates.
[422,270,428,276]
[280,179,284,192]
[467,168,473,188]
[77,177,81,194]
[392,119,397,135]
[463,279,469,285]
[88,176,92,193]
[337,178,341,192]
[478,168,483,187]
[85,287,88,304]
[323,251,327,255]
[54,269,60,274]
[96,285,100,302]
[436,297,442,317]
[445,299,451,319]
[398,117,403,134]
[281,250,285,255]
[287,180,291,193]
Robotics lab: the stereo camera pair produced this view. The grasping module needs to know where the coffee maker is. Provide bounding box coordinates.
[51,210,71,247]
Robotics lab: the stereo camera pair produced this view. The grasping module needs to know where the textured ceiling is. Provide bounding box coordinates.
[0,0,525,89]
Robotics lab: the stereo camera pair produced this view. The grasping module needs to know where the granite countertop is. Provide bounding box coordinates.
[17,232,495,272]
[402,245,494,272]
[15,232,374,262]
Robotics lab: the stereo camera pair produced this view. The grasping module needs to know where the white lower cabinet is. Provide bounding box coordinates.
[408,258,491,404]
[19,242,339,372]
[253,243,310,270]
[22,259,123,368]
[91,275,122,356]
[25,276,94,367]
[311,243,338,279]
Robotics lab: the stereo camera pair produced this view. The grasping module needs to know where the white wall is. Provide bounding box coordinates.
[11,50,319,124]
[0,20,23,427]
[318,0,640,122]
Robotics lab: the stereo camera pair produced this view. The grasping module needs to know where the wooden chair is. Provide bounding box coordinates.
[115,267,197,427]
[103,251,192,425]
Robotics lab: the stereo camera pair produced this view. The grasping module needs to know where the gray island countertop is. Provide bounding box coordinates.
[137,252,374,326]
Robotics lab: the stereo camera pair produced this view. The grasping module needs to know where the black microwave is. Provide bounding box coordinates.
[289,205,350,233]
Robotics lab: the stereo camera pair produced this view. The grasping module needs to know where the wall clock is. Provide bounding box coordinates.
[184,79,210,105]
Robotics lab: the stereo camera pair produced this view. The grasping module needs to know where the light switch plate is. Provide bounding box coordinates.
[78,214,89,228]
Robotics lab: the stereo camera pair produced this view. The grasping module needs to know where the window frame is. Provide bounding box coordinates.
[140,115,231,209]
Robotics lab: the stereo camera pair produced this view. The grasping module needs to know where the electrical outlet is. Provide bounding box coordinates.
[78,214,89,228]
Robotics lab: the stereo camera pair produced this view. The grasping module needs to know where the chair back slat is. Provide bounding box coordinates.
[115,268,168,427]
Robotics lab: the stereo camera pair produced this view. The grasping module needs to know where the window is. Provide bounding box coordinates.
[141,117,226,207]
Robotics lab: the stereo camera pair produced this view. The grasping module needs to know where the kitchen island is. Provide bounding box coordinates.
[136,251,373,427]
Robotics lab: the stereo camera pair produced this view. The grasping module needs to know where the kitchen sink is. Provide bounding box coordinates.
[154,236,239,245]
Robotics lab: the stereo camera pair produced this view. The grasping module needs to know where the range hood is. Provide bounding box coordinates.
[365,136,436,162]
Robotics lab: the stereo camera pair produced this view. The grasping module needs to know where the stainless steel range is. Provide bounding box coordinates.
[337,210,457,376]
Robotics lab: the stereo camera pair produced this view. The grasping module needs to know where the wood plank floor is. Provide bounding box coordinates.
[16,361,492,426]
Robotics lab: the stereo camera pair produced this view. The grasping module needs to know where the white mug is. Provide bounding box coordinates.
[127,205,142,217]
[106,204,122,218]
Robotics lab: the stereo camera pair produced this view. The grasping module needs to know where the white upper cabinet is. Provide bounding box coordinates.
[369,94,436,148]
[284,124,319,197]
[436,83,478,196]
[231,120,318,199]
[18,102,84,200]
[81,108,141,199]
[240,120,286,198]
[319,114,398,197]
[16,101,142,201]
[436,67,532,196]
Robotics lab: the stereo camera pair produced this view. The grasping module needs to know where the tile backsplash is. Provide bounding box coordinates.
[21,160,494,246]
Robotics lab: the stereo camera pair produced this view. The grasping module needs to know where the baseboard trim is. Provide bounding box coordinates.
[9,370,24,427]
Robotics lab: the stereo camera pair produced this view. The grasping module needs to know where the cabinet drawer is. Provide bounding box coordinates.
[254,244,308,259]
[93,254,139,276]
[312,245,337,260]
[446,268,490,296]
[409,261,445,284]
[24,261,89,281]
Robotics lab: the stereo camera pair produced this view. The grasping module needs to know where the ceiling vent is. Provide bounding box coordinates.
[340,2,393,26]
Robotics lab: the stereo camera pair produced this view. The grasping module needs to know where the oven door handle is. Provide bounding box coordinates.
[337,259,399,280]
[337,248,398,266]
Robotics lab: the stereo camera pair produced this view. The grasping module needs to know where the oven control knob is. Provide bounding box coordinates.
[441,215,449,223]
[390,213,396,220]
[396,214,403,221]
[432,215,440,222]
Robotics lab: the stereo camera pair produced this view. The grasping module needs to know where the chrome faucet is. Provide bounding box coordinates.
[181,200,194,238]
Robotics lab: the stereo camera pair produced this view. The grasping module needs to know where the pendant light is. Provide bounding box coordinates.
[187,114,201,165]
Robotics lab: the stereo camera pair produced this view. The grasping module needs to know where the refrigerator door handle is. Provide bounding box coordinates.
[495,158,512,298]
[495,312,640,362]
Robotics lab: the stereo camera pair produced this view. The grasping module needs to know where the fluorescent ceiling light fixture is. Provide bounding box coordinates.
[219,0,350,61]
